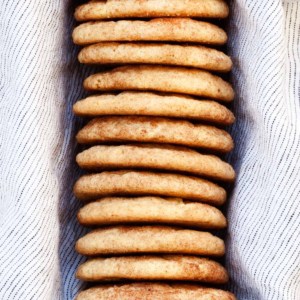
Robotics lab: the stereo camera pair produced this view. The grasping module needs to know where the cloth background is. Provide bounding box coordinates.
[0,0,299,299]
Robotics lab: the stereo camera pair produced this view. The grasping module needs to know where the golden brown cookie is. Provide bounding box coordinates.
[78,43,232,72]
[76,144,235,181]
[76,117,234,153]
[76,255,228,283]
[77,197,227,229]
[73,92,235,125]
[75,0,229,21]
[76,226,225,256]
[72,18,227,46]
[83,66,234,102]
[76,283,236,300]
[73,170,226,205]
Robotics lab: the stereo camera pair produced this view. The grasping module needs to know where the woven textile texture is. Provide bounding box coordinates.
[0,0,299,299]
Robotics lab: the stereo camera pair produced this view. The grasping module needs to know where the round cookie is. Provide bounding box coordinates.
[73,170,226,205]
[76,144,235,181]
[76,116,234,153]
[76,226,225,256]
[78,43,232,72]
[83,66,234,102]
[76,283,236,300]
[77,197,227,229]
[75,0,229,21]
[73,18,227,46]
[76,255,229,283]
[73,92,235,125]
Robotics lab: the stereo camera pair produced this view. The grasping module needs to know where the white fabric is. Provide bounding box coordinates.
[227,0,300,299]
[0,0,299,299]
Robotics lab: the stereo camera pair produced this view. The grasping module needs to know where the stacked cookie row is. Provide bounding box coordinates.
[72,1,236,299]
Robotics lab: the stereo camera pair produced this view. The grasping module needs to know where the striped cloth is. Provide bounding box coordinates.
[0,0,299,299]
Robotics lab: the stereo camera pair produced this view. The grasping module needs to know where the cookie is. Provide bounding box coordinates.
[76,283,235,300]
[77,197,227,229]
[76,117,234,153]
[73,170,226,205]
[76,255,228,283]
[83,66,234,102]
[78,43,232,72]
[73,92,235,125]
[75,0,229,21]
[76,226,225,256]
[73,18,227,46]
[76,144,235,181]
